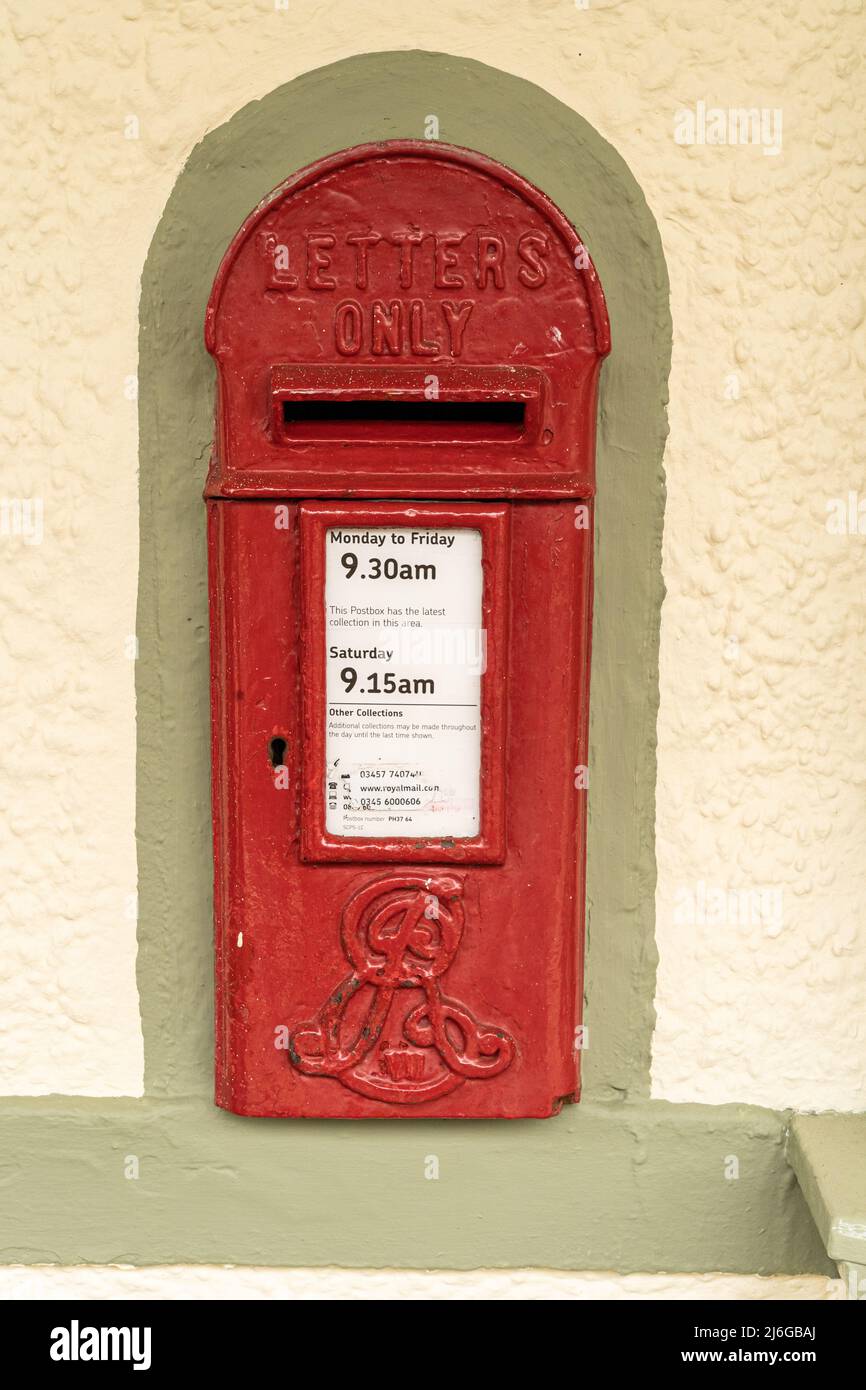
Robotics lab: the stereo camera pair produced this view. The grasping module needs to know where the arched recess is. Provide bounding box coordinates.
[137,50,671,1102]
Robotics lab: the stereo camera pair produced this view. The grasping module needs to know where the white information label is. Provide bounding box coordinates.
[324,525,484,839]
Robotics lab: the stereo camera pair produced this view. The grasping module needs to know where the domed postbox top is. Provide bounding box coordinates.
[205,140,609,499]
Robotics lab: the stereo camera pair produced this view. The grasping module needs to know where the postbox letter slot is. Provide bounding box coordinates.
[281,398,525,442]
[269,364,544,453]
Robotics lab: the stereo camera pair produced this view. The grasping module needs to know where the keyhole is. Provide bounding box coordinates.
[269,737,287,768]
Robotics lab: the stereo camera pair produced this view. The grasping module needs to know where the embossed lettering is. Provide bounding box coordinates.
[390,230,424,288]
[517,232,549,287]
[409,300,440,356]
[264,226,555,298]
[434,234,465,289]
[259,231,299,289]
[347,232,381,290]
[334,299,363,354]
[476,233,505,289]
[371,299,403,355]
[306,233,337,289]
[277,224,560,356]
[442,300,474,356]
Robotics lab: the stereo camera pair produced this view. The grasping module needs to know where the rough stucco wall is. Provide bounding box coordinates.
[0,1267,845,1302]
[0,0,861,1157]
[649,5,866,1110]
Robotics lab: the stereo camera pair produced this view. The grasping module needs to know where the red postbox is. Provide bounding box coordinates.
[205,141,609,1117]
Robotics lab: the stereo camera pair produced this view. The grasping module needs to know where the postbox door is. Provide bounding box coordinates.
[209,491,592,1117]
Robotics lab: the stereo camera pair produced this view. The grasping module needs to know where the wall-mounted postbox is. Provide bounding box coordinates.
[204,141,609,1117]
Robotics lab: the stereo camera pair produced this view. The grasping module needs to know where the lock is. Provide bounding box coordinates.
[205,141,609,1117]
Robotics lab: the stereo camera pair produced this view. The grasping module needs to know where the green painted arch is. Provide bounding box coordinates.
[137,49,670,1104]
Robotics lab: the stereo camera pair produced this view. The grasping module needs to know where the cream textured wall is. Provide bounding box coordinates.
[0,1266,845,1301]
[0,1,863,1118]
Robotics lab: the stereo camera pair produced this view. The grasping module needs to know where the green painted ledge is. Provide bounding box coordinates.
[0,1098,833,1273]
[787,1114,866,1268]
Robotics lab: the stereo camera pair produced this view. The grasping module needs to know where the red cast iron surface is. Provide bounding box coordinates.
[205,141,609,1117]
